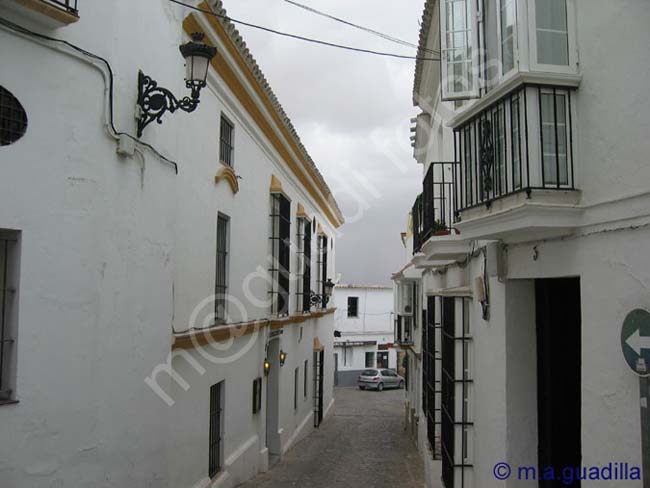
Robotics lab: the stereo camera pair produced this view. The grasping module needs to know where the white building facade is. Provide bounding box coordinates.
[333,284,397,386]
[0,1,343,487]
[396,0,650,487]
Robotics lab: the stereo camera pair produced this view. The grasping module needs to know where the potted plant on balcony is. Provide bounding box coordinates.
[432,220,451,236]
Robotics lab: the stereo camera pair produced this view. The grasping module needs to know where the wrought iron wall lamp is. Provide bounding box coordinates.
[136,33,217,137]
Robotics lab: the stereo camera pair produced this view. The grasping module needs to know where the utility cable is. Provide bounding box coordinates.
[168,0,440,61]
[0,16,179,174]
[284,0,440,56]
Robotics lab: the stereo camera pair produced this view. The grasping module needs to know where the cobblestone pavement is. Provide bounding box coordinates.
[238,387,425,488]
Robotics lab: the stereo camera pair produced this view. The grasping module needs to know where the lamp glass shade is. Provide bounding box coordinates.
[186,55,210,85]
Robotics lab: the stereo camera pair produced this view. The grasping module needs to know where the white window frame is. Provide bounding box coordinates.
[527,0,578,74]
[439,0,481,101]
[497,0,519,77]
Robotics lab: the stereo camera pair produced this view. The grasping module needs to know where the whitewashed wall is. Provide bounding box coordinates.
[0,1,339,487]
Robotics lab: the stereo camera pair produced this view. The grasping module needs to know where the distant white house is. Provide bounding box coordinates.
[333,285,397,386]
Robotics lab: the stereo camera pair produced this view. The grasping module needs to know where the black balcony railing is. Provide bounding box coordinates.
[413,162,459,254]
[43,0,78,14]
[453,84,576,215]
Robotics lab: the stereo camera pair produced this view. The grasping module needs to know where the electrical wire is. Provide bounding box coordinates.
[283,0,440,56]
[168,0,440,61]
[0,16,179,174]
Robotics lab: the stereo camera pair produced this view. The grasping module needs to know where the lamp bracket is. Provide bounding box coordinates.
[136,70,200,138]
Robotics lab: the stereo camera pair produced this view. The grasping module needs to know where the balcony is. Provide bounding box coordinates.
[451,84,583,243]
[412,162,469,263]
[5,0,79,26]
[396,315,414,346]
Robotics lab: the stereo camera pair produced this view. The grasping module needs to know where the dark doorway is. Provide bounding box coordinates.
[377,351,389,369]
[536,278,582,487]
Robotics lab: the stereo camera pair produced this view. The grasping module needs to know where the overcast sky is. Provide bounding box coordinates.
[223,0,424,285]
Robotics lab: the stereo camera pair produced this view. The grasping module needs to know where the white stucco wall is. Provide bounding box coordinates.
[333,286,397,374]
[0,2,340,487]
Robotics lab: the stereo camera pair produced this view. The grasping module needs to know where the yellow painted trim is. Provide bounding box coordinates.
[317,223,324,235]
[172,308,336,350]
[13,0,79,24]
[313,337,325,352]
[215,165,239,194]
[185,9,342,229]
[296,203,310,219]
[270,174,284,194]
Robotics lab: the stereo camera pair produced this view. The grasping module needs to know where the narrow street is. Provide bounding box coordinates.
[239,388,425,487]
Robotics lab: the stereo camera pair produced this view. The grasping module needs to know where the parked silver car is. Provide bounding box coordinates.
[358,368,404,391]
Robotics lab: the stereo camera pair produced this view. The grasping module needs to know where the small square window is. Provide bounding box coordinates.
[347,297,359,318]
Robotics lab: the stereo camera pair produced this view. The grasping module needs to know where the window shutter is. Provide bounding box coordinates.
[440,0,480,101]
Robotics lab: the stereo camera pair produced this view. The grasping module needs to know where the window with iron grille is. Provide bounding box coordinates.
[454,85,575,215]
[316,235,328,309]
[252,377,262,414]
[423,296,442,460]
[0,231,19,404]
[215,214,229,324]
[294,367,299,410]
[269,194,291,316]
[440,297,473,488]
[303,360,308,398]
[219,115,234,167]
[209,381,223,478]
[296,218,312,313]
[0,86,28,147]
[347,296,359,318]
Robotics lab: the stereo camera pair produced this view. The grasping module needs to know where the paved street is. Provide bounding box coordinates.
[239,387,425,487]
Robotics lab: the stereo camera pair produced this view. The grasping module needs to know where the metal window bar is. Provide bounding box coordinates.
[268,194,291,316]
[302,222,311,312]
[0,238,16,401]
[318,235,328,309]
[440,297,474,488]
[219,116,234,167]
[215,215,229,323]
[424,296,442,459]
[454,84,575,218]
[209,382,222,478]
[295,219,305,313]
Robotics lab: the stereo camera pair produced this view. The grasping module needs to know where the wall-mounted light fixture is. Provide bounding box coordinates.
[264,358,271,376]
[309,278,336,307]
[136,32,217,137]
[279,350,287,367]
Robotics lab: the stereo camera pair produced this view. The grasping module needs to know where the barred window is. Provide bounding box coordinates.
[296,218,312,313]
[252,377,262,414]
[0,231,19,404]
[209,381,223,478]
[219,115,234,167]
[0,86,28,146]
[316,235,328,309]
[269,194,291,316]
[215,214,229,324]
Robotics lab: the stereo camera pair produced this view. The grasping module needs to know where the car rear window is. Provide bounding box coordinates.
[361,369,378,376]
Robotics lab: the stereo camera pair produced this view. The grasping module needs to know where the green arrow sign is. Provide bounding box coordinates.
[621,309,650,377]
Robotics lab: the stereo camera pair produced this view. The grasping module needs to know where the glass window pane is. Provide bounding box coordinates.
[536,0,567,30]
[536,0,569,65]
[500,0,516,73]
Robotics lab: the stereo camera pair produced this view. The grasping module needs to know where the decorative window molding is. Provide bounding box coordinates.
[214,166,239,194]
